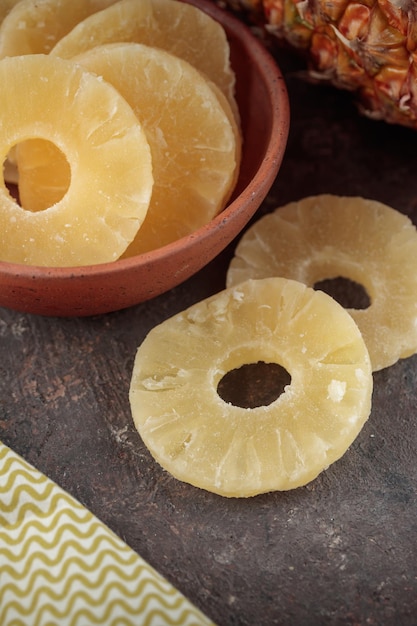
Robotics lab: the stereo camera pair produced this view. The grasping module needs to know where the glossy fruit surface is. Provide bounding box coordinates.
[0,54,153,267]
[19,42,240,254]
[0,0,118,57]
[130,277,373,497]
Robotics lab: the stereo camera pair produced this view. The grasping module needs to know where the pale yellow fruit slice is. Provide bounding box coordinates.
[226,194,417,371]
[18,43,240,253]
[50,0,238,119]
[0,0,119,57]
[0,0,28,183]
[0,0,118,184]
[130,277,373,497]
[0,54,153,267]
[0,0,22,26]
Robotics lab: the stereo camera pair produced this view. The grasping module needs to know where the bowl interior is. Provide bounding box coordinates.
[0,0,290,316]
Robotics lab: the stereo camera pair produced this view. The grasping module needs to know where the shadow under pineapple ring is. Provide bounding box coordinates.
[129,277,373,497]
[0,0,290,317]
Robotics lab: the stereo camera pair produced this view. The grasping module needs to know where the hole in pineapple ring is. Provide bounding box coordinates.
[7,139,71,212]
[314,276,371,310]
[217,361,292,409]
[2,156,18,203]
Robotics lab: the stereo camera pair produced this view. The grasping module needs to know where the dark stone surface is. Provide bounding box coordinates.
[1,30,417,626]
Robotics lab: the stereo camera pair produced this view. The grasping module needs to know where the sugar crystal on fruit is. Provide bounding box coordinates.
[327,379,347,403]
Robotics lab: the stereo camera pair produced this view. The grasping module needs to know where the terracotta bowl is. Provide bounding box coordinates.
[0,0,290,317]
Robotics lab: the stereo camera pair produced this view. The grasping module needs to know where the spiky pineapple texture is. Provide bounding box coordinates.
[220,0,417,129]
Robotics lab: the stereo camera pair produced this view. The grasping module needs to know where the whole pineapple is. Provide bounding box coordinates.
[220,0,417,129]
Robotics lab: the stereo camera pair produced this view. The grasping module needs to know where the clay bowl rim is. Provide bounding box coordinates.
[0,0,290,284]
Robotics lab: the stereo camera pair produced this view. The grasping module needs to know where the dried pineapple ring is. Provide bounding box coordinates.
[227,195,417,372]
[130,277,372,497]
[50,0,238,121]
[0,0,119,57]
[0,54,153,267]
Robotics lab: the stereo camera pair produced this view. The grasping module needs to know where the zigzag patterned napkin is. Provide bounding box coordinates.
[0,442,214,626]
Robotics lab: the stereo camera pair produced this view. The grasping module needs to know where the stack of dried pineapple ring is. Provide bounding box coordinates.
[129,277,373,497]
[226,195,417,372]
[49,0,239,119]
[17,42,240,255]
[0,0,240,266]
[0,0,238,122]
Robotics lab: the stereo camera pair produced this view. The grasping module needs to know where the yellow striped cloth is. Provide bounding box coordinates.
[0,442,215,626]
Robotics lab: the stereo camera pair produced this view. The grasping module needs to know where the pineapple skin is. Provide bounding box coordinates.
[218,0,417,129]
